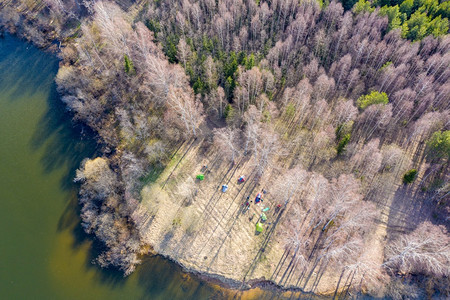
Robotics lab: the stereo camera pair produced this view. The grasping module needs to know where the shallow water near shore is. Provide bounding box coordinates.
[0,34,313,300]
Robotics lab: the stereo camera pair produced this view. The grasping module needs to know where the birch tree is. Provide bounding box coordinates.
[384,222,450,277]
[166,87,204,137]
[213,127,241,164]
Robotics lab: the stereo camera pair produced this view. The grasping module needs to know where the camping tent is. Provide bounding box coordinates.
[255,193,262,203]
[256,222,263,232]
[222,184,228,192]
[261,213,267,221]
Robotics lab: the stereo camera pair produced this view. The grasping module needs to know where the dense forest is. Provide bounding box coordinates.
[1,0,448,298]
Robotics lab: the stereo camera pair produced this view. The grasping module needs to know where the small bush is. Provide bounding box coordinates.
[337,134,351,155]
[124,54,135,75]
[335,121,353,141]
[403,169,418,184]
[172,217,181,227]
[427,130,450,160]
[357,91,388,109]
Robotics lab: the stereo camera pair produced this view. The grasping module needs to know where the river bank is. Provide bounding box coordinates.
[0,27,319,300]
[0,5,323,299]
[4,2,440,299]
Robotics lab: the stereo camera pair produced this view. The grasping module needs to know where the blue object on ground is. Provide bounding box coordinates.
[222,184,228,192]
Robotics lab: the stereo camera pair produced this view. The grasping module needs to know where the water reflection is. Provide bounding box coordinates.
[30,74,98,190]
[1,33,312,300]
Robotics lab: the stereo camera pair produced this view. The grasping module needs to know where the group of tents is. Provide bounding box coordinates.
[196,170,268,233]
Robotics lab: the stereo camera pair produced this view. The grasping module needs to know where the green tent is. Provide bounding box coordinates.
[261,213,267,221]
[196,174,204,180]
[256,222,263,232]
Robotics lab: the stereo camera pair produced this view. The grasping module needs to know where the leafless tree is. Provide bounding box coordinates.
[177,38,192,69]
[384,222,450,277]
[253,127,279,178]
[75,157,118,199]
[166,87,204,137]
[212,127,241,164]
[177,176,197,205]
[351,139,382,181]
[273,166,308,206]
[380,144,409,173]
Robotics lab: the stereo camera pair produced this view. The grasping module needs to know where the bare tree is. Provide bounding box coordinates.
[384,222,450,277]
[272,166,308,206]
[380,144,409,173]
[351,139,382,181]
[253,127,279,178]
[75,157,118,199]
[177,176,198,205]
[213,127,241,164]
[333,99,358,127]
[243,105,262,155]
[166,87,204,137]
[235,66,264,113]
[177,38,192,69]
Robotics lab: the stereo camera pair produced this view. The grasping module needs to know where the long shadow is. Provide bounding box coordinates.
[197,161,251,257]
[162,138,196,189]
[3,33,129,290]
[241,207,286,285]
[200,164,259,259]
[386,185,432,236]
[193,160,241,239]
[30,82,98,190]
[270,248,291,281]
[15,35,126,288]
[0,34,56,100]
[56,191,130,288]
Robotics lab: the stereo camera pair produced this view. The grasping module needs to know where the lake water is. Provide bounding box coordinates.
[0,35,292,300]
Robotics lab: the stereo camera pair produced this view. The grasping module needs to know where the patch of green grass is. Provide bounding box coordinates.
[140,165,165,184]
[172,217,181,227]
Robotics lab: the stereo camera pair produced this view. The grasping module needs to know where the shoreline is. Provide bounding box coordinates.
[0,25,325,299]
[2,2,448,299]
[159,253,328,298]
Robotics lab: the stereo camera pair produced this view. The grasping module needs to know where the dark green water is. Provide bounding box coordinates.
[0,35,292,300]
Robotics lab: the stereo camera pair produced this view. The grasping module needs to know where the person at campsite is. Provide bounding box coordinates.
[275,204,282,213]
[243,200,251,211]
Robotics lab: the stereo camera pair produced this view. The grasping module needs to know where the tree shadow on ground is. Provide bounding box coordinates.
[386,184,434,238]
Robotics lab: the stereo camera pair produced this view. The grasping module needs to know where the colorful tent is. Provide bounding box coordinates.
[256,222,263,232]
[261,213,267,221]
[222,184,228,192]
[196,174,205,180]
[255,193,262,203]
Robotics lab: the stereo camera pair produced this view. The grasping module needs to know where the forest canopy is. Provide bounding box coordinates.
[1,0,448,297]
